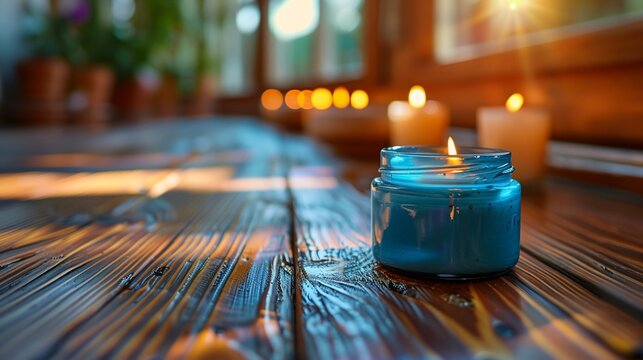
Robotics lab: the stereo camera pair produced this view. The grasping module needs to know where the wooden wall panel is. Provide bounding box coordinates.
[391,66,643,147]
[389,0,643,148]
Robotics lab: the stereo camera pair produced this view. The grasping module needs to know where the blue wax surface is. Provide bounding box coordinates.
[371,178,521,277]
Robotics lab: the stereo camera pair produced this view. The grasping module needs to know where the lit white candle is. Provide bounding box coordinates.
[477,93,551,183]
[388,86,450,146]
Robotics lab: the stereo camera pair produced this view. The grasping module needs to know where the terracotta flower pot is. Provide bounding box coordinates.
[10,102,68,126]
[17,58,70,102]
[69,65,115,124]
[183,75,216,117]
[13,58,70,125]
[152,75,180,118]
[71,66,114,107]
[112,78,153,121]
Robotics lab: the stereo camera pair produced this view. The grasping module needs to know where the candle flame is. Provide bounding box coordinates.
[447,137,457,155]
[506,93,524,112]
[408,85,426,109]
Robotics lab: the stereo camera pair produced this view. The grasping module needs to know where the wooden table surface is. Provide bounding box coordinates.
[0,119,641,360]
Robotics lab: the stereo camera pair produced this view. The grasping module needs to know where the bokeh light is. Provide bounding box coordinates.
[236,3,261,34]
[327,0,362,32]
[261,89,283,110]
[285,90,301,110]
[112,0,136,23]
[311,88,333,110]
[297,90,313,110]
[270,0,320,41]
[350,89,369,109]
[332,87,350,109]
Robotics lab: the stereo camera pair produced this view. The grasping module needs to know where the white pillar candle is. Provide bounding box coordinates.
[477,93,551,183]
[388,86,449,146]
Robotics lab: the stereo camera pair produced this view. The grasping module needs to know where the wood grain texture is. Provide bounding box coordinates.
[0,120,294,359]
[290,169,642,358]
[0,119,641,359]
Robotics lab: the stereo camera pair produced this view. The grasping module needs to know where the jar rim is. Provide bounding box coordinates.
[382,146,510,159]
[379,145,514,186]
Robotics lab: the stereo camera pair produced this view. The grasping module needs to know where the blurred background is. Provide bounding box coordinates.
[0,0,642,149]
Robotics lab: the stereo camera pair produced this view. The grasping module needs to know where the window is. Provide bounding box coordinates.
[435,0,643,63]
[266,0,365,87]
[219,0,260,95]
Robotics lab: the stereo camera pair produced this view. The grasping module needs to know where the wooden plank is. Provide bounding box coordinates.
[43,190,293,359]
[515,252,642,356]
[0,149,202,359]
[0,207,179,358]
[0,121,295,359]
[521,183,643,313]
[291,175,642,359]
[1,119,641,359]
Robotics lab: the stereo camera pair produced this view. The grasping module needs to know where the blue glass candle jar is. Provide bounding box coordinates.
[371,145,521,279]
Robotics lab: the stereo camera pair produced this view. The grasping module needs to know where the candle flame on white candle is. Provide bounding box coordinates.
[447,136,458,155]
[506,93,524,112]
[408,85,426,109]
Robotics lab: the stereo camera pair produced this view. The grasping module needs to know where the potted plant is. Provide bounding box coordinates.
[183,39,218,117]
[109,0,155,121]
[16,0,72,124]
[183,0,221,117]
[148,1,184,119]
[64,0,115,123]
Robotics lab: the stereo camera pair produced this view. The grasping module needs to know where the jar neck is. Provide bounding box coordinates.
[379,146,514,187]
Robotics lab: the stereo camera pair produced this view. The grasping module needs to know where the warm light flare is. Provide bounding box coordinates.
[350,90,369,109]
[506,93,524,112]
[408,85,426,109]
[261,89,283,110]
[508,0,519,10]
[447,137,457,156]
[311,88,332,110]
[0,168,340,200]
[332,87,350,108]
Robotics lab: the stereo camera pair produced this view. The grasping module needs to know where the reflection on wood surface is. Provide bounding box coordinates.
[0,119,640,359]
[292,181,642,359]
